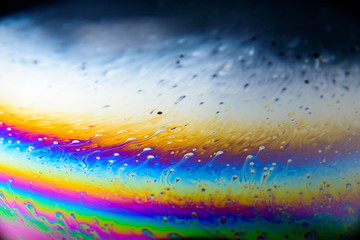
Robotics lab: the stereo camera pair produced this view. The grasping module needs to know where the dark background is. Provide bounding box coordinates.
[1,0,360,22]
[1,0,360,62]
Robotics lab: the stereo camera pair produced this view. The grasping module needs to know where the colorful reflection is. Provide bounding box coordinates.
[0,0,359,239]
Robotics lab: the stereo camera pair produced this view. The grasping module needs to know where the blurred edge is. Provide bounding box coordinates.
[1,0,360,20]
[1,0,61,17]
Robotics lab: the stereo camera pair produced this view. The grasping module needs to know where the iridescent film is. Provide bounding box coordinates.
[0,0,359,239]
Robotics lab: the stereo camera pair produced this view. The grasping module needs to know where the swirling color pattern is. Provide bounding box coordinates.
[0,9,360,240]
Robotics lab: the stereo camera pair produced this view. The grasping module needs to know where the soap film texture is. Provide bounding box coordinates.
[0,1,359,239]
